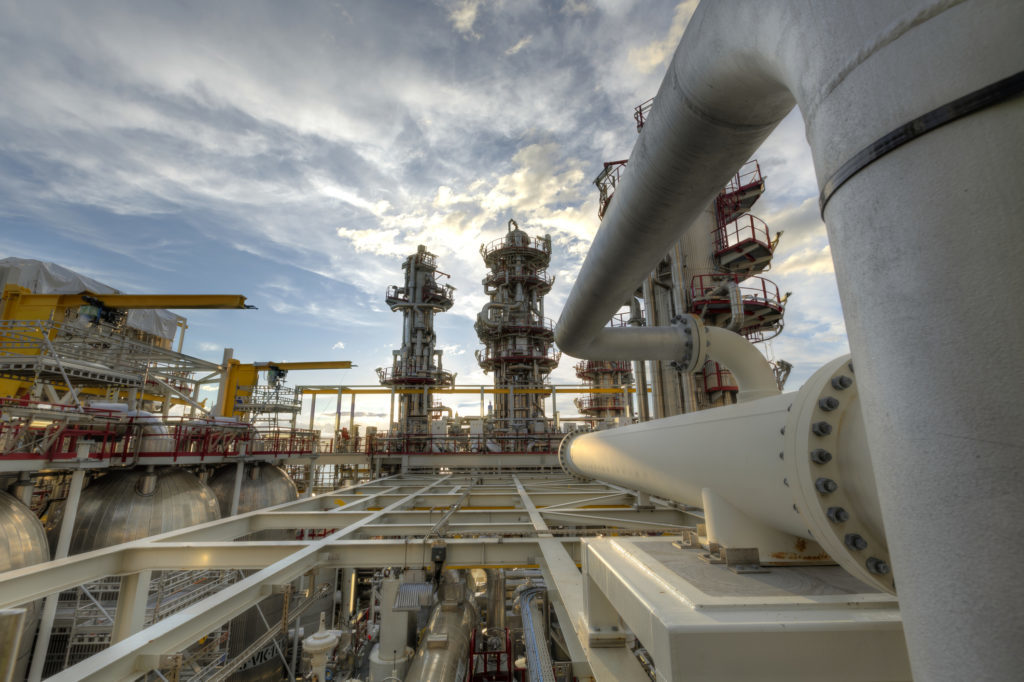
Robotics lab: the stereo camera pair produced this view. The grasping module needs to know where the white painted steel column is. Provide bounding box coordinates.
[229,460,244,517]
[28,467,86,682]
[110,570,152,644]
[368,575,412,682]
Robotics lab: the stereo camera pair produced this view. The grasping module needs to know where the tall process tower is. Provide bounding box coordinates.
[475,220,560,436]
[376,245,455,442]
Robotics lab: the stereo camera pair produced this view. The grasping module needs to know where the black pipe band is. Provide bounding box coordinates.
[819,70,1024,216]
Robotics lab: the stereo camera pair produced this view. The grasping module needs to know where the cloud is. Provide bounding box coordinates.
[445,0,484,37]
[626,1,698,74]
[0,1,848,392]
[505,35,533,55]
[438,343,465,356]
[332,341,345,350]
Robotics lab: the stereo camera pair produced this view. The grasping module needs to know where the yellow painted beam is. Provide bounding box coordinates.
[254,361,353,371]
[78,294,252,309]
[3,291,252,310]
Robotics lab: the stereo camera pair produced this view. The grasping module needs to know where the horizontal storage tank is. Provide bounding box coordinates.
[207,462,298,517]
[1,489,50,680]
[45,467,221,555]
[206,463,300,682]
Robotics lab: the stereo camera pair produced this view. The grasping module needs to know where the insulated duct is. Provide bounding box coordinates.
[553,2,1024,678]
[403,571,478,682]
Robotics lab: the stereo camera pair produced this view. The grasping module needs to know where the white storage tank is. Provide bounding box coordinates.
[0,489,50,680]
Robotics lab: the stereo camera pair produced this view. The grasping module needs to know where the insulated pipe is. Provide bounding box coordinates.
[402,572,478,682]
[562,355,889,592]
[553,2,1024,677]
[704,327,778,402]
[484,569,505,634]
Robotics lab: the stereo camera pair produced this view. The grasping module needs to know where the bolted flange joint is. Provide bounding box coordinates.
[667,314,708,374]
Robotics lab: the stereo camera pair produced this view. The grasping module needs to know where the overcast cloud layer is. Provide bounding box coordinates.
[0,0,847,430]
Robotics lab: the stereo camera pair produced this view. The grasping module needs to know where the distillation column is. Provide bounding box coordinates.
[377,246,455,440]
[574,359,633,426]
[476,220,559,435]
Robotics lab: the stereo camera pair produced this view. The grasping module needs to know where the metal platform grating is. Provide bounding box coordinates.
[393,582,434,611]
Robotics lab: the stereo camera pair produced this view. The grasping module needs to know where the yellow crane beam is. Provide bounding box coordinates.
[252,361,353,371]
[1,289,253,314]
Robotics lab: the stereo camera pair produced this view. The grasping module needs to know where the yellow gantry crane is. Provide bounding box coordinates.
[0,284,254,400]
[217,360,354,419]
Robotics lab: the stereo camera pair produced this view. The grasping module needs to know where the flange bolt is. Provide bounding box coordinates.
[812,421,833,436]
[844,533,868,551]
[867,557,890,575]
[810,449,832,464]
[827,506,849,523]
[818,396,840,411]
[815,477,838,494]
[831,375,853,390]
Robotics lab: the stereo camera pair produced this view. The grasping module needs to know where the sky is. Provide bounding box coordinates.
[0,0,848,433]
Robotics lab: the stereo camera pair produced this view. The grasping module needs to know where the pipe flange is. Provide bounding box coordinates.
[785,356,895,594]
[668,314,708,374]
[557,431,590,482]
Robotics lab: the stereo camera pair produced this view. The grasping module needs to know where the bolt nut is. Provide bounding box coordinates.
[866,557,890,575]
[812,421,833,436]
[844,533,868,551]
[815,477,838,494]
[831,375,853,390]
[827,506,850,523]
[818,396,840,411]
[810,448,833,464]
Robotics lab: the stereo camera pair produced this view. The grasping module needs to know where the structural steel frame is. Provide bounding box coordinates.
[0,472,690,681]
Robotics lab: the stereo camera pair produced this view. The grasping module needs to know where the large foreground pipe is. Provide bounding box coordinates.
[562,355,888,591]
[554,2,1024,678]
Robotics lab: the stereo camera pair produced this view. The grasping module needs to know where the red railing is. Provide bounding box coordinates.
[594,160,628,219]
[0,400,319,462]
[690,274,782,306]
[480,234,551,260]
[483,268,554,289]
[376,366,454,385]
[365,433,562,455]
[714,214,772,253]
[722,160,763,196]
[574,395,626,412]
[477,345,560,368]
[634,97,655,132]
[575,360,631,379]
[482,318,556,337]
[702,360,738,394]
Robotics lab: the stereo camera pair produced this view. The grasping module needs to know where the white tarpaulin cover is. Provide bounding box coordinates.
[0,258,184,340]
